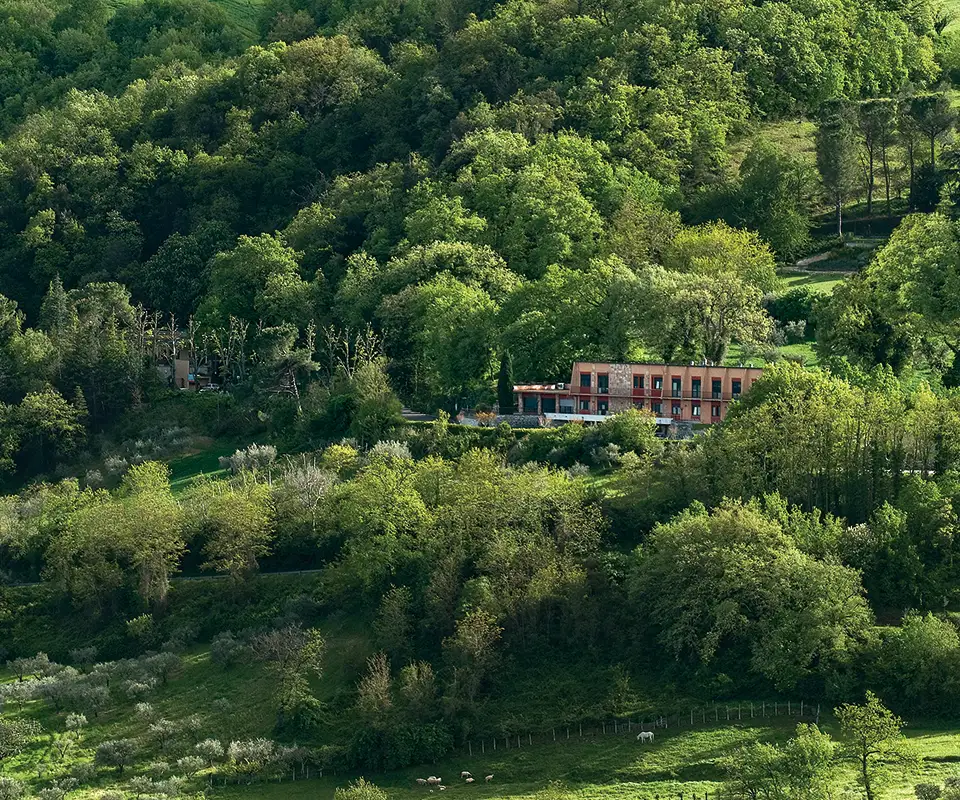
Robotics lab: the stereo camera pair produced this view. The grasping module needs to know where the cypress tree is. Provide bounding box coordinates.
[497,352,515,414]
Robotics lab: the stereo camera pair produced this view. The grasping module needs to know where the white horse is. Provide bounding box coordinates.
[636,731,655,744]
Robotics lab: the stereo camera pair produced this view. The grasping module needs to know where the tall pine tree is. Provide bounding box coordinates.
[816,100,860,239]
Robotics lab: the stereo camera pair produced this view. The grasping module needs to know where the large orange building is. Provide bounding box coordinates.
[513,361,763,425]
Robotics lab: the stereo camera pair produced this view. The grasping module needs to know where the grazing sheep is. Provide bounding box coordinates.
[466,778,475,784]
[417,779,427,786]
[460,772,472,779]
[485,775,494,783]
[427,777,440,785]
[439,787,446,791]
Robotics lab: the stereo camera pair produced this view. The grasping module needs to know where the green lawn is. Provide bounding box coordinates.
[724,341,819,369]
[778,269,847,295]
[944,0,960,32]
[167,443,234,493]
[728,118,816,171]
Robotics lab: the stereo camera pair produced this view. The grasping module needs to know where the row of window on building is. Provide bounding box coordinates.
[579,373,744,399]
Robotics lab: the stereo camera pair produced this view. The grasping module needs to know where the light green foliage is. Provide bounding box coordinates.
[188,478,275,581]
[643,265,772,365]
[500,258,644,383]
[402,273,501,402]
[334,778,388,800]
[695,363,960,523]
[816,213,960,377]
[42,462,184,606]
[725,723,836,800]
[837,692,921,800]
[664,221,779,294]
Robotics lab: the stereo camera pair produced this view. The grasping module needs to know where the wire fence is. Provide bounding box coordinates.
[462,699,821,757]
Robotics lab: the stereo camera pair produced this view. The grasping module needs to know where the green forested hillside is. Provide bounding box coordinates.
[5,0,960,799]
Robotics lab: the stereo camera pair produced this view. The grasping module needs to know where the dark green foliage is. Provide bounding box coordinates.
[870,614,960,716]
[346,723,453,771]
[628,501,874,693]
[766,287,816,328]
[497,352,515,414]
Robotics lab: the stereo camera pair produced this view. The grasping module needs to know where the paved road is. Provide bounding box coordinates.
[402,407,436,422]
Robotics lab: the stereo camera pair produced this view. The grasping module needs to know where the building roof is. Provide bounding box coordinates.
[513,383,564,391]
[571,360,762,369]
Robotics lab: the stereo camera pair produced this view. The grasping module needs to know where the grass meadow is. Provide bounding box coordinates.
[4,603,960,800]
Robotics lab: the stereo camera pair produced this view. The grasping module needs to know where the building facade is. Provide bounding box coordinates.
[514,361,763,425]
